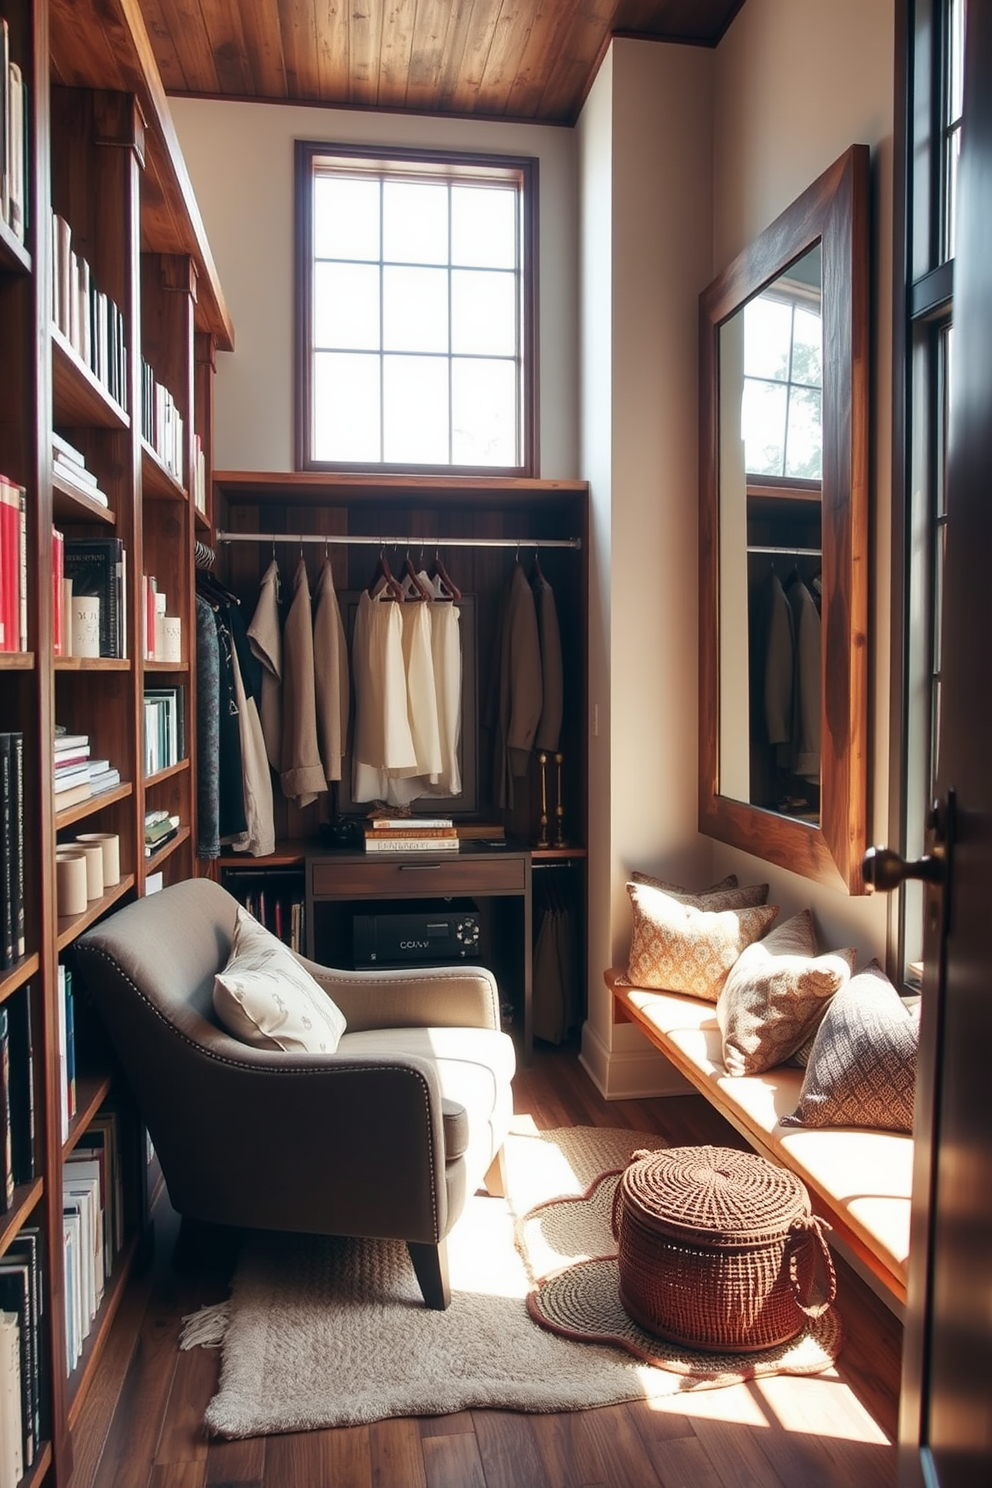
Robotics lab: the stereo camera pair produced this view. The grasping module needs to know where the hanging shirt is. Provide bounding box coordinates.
[492,563,543,809]
[789,577,821,783]
[227,620,276,858]
[312,558,350,785]
[246,559,283,773]
[352,588,417,803]
[763,571,794,767]
[422,572,462,797]
[280,560,326,807]
[533,569,563,753]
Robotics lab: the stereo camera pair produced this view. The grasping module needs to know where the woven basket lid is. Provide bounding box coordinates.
[620,1145,812,1247]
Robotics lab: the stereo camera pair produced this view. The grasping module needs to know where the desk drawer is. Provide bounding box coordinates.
[311,855,527,898]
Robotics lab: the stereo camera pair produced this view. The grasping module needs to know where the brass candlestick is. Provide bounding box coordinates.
[553,751,568,847]
[535,751,550,848]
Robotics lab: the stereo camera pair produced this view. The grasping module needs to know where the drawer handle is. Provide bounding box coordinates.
[398,863,444,871]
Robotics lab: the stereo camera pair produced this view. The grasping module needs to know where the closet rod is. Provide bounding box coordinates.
[215,530,581,550]
[747,544,821,556]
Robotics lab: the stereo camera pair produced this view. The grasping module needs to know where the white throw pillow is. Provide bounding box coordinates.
[213,906,347,1053]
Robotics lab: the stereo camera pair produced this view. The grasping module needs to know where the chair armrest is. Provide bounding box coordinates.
[291,954,501,1033]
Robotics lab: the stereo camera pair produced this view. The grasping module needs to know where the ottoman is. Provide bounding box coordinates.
[611,1145,836,1353]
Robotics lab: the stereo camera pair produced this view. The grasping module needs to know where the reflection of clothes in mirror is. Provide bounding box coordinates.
[763,572,794,765]
[788,577,820,783]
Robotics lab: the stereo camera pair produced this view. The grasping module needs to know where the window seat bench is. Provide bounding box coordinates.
[606,968,913,1308]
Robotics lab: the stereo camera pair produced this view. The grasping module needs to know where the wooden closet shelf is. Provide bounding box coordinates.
[56,874,136,950]
[0,1178,44,1254]
[52,327,130,430]
[0,650,35,670]
[0,953,42,1004]
[51,474,116,526]
[53,656,131,673]
[63,1072,116,1159]
[0,214,31,274]
[55,783,133,830]
[141,439,187,502]
[144,824,191,871]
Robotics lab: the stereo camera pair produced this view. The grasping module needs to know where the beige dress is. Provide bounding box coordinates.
[280,560,326,807]
[246,559,283,773]
[312,558,350,784]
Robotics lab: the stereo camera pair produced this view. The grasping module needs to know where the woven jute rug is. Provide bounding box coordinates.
[181,1125,841,1439]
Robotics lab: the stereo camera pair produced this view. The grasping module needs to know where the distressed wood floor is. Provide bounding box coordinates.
[68,1042,902,1487]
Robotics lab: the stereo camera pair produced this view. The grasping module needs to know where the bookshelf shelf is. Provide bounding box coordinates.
[51,328,130,431]
[143,659,190,674]
[52,657,131,673]
[65,1230,140,1428]
[63,1074,115,1158]
[141,438,186,502]
[0,650,35,670]
[0,214,31,274]
[0,1180,45,1254]
[144,759,189,787]
[51,474,116,526]
[55,875,137,953]
[194,505,211,532]
[0,953,42,1004]
[54,783,133,831]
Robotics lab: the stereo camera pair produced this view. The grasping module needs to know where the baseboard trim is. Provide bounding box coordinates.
[578,1021,693,1100]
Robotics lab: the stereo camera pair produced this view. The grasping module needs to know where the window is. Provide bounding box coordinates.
[899,0,966,987]
[741,271,823,481]
[295,142,537,474]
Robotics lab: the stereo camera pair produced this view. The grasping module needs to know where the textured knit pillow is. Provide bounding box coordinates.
[630,871,770,911]
[213,906,347,1054]
[782,963,918,1132]
[716,909,856,1075]
[623,881,778,1001]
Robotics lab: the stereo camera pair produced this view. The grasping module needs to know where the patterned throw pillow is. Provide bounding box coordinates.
[716,909,856,1076]
[622,881,778,1002]
[630,871,770,911]
[782,963,919,1132]
[213,906,347,1054]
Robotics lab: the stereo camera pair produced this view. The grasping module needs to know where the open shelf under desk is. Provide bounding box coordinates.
[56,876,136,953]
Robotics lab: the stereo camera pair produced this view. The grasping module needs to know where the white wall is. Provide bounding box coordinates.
[170,98,580,476]
[709,0,896,963]
[578,39,714,1095]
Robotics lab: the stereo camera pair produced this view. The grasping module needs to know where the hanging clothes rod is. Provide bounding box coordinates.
[215,530,581,550]
[747,544,821,557]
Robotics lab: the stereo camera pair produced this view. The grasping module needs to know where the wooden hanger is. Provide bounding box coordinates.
[367,547,404,601]
[430,549,462,601]
[400,552,433,601]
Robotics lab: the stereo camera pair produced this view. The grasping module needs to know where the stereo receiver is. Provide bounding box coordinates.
[352,901,481,966]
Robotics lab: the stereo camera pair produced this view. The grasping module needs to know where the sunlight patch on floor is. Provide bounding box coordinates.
[643,1369,894,1446]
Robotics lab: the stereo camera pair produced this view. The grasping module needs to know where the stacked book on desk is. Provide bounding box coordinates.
[54,732,121,810]
[144,811,179,857]
[363,817,460,853]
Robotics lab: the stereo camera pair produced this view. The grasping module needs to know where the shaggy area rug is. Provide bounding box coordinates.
[182,1126,841,1439]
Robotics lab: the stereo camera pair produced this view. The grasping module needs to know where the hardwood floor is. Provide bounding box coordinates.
[68,1043,902,1487]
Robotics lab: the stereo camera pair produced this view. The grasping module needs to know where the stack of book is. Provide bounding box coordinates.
[51,213,128,409]
[61,1102,124,1379]
[0,731,24,969]
[53,733,92,811]
[140,358,184,482]
[0,471,26,654]
[144,811,179,857]
[51,432,110,508]
[143,687,185,775]
[1,19,27,244]
[364,816,460,854]
[0,1226,41,1482]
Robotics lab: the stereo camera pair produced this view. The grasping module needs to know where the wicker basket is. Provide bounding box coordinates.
[611,1145,835,1353]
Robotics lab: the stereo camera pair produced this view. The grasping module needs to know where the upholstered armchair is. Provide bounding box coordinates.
[72,877,515,1309]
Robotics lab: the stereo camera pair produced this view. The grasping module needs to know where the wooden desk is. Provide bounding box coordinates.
[305,846,534,1059]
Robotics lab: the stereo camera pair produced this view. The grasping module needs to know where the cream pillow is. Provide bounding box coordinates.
[622,881,778,1002]
[630,871,770,911]
[716,910,856,1076]
[213,907,347,1053]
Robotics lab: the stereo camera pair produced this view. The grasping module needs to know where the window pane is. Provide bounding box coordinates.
[452,269,516,355]
[313,352,381,462]
[741,378,788,474]
[791,307,823,387]
[383,265,448,353]
[452,358,517,465]
[314,176,380,261]
[314,262,380,350]
[383,355,449,463]
[743,296,792,381]
[784,386,822,479]
[452,185,516,268]
[383,181,448,264]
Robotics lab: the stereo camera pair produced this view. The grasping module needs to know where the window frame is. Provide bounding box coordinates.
[294,140,539,476]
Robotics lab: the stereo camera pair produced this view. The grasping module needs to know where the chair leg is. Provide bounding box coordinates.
[483,1145,507,1198]
[408,1238,451,1310]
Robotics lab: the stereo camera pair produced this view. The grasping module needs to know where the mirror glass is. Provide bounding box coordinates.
[699,145,869,894]
[718,244,823,823]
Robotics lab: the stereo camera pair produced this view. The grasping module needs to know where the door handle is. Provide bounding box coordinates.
[861,794,954,893]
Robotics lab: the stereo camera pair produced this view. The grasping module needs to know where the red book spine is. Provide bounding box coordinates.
[0,476,19,653]
[52,527,65,657]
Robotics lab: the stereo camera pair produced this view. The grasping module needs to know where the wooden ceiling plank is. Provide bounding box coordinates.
[502,0,590,121]
[473,0,542,116]
[377,0,418,102]
[202,0,256,96]
[150,0,222,95]
[436,0,502,116]
[237,0,290,100]
[348,0,384,105]
[315,0,350,103]
[281,0,324,101]
[138,0,189,92]
[533,0,617,124]
[403,0,457,111]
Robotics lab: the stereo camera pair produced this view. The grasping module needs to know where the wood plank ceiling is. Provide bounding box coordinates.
[137,0,743,124]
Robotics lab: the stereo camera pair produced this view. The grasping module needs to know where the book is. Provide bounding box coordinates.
[0,732,23,968]
[1,1230,40,1459]
[368,815,454,829]
[363,836,460,853]
[365,825,458,839]
[0,1008,12,1210]
[62,537,125,658]
[0,475,23,653]
[5,987,34,1187]
[0,1258,34,1468]
[52,526,65,656]
[0,1310,23,1487]
[52,779,92,812]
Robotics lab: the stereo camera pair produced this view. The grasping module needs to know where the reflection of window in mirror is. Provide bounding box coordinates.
[719,246,824,827]
[899,0,964,991]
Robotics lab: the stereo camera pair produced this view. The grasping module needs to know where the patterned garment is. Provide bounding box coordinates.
[195,593,221,858]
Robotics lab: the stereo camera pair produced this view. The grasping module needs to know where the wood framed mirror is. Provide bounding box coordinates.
[698,144,869,894]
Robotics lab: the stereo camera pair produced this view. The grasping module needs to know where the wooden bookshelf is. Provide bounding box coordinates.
[0,4,229,1484]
